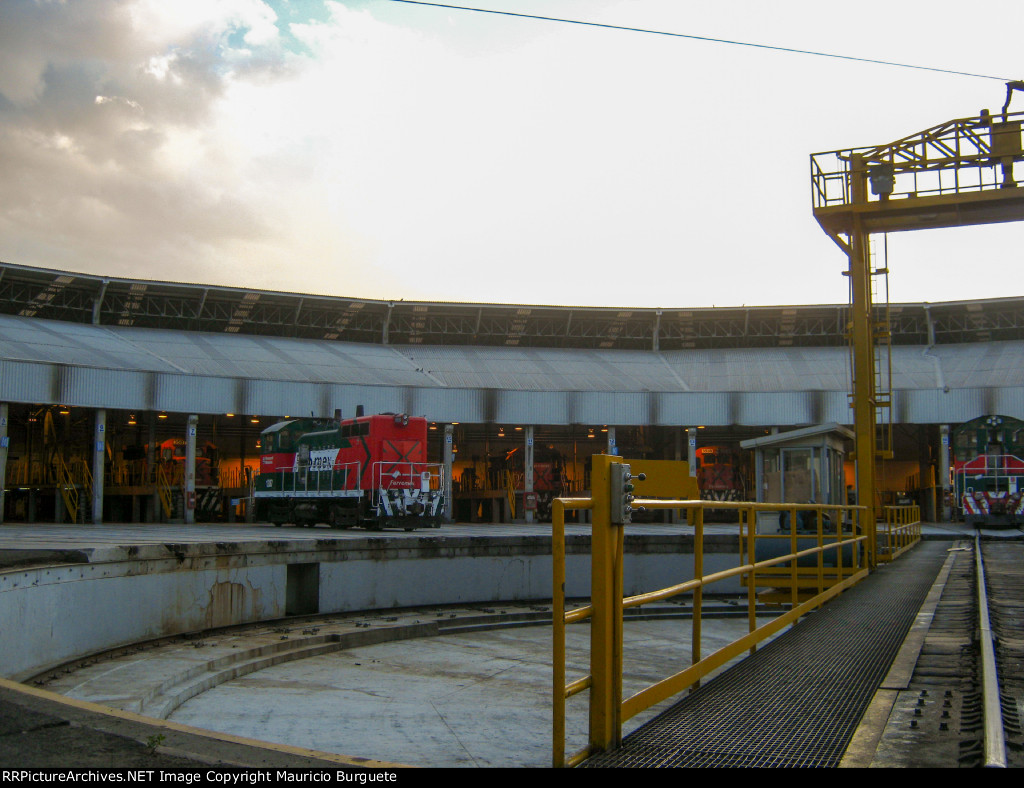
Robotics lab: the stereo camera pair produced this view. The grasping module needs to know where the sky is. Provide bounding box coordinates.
[1,0,1023,309]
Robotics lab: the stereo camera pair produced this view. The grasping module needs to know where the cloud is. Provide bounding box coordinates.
[0,0,313,283]
[0,0,1022,308]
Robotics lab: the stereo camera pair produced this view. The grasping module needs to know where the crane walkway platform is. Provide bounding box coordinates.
[583,540,951,768]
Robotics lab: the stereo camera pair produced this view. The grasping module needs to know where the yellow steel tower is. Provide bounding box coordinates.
[811,100,1024,524]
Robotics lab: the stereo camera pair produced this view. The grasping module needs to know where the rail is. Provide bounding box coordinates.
[878,505,921,563]
[552,455,871,768]
[976,536,1007,768]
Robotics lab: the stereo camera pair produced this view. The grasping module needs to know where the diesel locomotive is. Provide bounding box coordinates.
[253,412,445,529]
[952,414,1024,527]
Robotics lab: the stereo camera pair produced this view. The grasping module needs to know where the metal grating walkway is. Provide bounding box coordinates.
[584,541,950,768]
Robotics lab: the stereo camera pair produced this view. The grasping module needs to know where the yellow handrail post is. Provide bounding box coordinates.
[552,499,566,769]
[816,509,824,597]
[691,505,703,689]
[789,506,798,608]
[745,505,757,653]
[588,454,622,755]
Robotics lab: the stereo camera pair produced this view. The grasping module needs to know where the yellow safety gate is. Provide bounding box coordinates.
[552,455,872,768]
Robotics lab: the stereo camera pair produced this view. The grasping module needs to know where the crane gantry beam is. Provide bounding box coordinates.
[811,106,1024,529]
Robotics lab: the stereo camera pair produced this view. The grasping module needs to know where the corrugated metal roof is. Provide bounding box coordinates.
[2,314,1023,426]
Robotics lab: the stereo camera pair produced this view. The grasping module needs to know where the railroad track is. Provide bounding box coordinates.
[871,538,1024,767]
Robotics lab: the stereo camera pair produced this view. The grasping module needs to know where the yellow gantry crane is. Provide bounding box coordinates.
[811,91,1024,521]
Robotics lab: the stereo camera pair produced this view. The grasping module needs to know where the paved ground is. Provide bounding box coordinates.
[31,602,774,768]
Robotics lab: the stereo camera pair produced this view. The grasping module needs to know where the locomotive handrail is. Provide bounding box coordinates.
[552,455,872,768]
[268,460,362,495]
[371,461,444,491]
[956,453,1024,476]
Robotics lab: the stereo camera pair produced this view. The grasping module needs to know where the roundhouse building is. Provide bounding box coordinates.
[1,261,1023,525]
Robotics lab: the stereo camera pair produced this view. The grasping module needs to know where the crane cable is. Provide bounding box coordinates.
[383,0,1014,83]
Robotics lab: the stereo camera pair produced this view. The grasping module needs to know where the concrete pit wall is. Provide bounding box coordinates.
[0,534,741,681]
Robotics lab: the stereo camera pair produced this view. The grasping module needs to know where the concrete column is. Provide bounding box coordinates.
[147,417,158,522]
[443,424,454,522]
[607,426,617,457]
[940,424,951,521]
[755,447,765,503]
[524,426,535,524]
[672,427,683,524]
[185,415,198,525]
[92,409,106,524]
[0,403,8,524]
[919,427,936,522]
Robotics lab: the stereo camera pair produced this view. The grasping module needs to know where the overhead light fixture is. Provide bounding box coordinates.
[158,413,168,419]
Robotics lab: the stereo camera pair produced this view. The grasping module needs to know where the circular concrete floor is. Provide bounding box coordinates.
[165,617,778,767]
[39,606,783,768]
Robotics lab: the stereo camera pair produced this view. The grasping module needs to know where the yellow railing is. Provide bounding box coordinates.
[504,470,516,519]
[156,464,174,520]
[80,458,93,516]
[552,455,872,768]
[55,453,80,524]
[878,504,921,563]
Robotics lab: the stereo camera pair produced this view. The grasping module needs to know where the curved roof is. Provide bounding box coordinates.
[2,312,1022,427]
[4,261,1024,351]
[2,262,1023,426]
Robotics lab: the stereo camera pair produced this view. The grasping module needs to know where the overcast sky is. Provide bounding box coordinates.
[2,0,1022,308]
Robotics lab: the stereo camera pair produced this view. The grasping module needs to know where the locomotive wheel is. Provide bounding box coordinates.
[328,505,353,530]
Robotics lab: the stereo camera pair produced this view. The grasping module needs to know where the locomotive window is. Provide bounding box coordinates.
[279,432,291,451]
